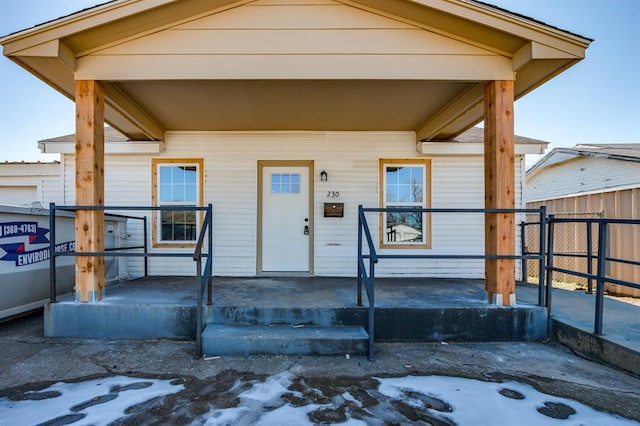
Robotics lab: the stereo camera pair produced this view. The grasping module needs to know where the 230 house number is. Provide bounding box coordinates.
[327,191,340,198]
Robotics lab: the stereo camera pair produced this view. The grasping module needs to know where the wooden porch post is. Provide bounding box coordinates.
[75,80,105,302]
[484,80,515,306]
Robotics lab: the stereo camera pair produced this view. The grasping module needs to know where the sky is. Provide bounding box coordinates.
[0,0,639,163]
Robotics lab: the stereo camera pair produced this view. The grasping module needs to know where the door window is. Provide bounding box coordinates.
[271,173,301,194]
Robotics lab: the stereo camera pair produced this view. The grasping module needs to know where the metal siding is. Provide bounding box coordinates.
[527,157,640,201]
[527,188,639,297]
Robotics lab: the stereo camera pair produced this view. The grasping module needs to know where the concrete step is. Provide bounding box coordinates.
[202,324,369,356]
[207,306,362,327]
[206,305,547,342]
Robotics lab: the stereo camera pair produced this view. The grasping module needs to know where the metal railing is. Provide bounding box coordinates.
[194,205,213,357]
[357,206,378,361]
[357,205,547,360]
[48,204,148,303]
[543,216,640,335]
[48,204,213,357]
[522,211,602,292]
[519,207,550,307]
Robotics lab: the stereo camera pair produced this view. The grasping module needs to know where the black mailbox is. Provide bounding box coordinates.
[324,203,344,218]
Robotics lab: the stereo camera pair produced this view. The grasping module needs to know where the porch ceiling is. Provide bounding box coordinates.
[115,80,470,132]
[0,0,591,142]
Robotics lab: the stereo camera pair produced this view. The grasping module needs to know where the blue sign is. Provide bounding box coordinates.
[0,221,75,267]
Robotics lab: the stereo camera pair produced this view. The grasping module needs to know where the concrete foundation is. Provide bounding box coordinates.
[552,320,640,376]
[44,302,195,339]
[44,277,548,355]
[44,277,197,339]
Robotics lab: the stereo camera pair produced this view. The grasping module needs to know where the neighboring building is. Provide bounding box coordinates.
[526,144,640,297]
[0,161,62,207]
[1,0,590,305]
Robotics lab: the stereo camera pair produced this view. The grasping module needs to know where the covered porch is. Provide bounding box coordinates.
[45,276,548,358]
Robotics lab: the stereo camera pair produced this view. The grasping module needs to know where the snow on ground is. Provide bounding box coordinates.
[195,372,638,426]
[0,372,637,425]
[0,376,184,426]
[376,375,637,426]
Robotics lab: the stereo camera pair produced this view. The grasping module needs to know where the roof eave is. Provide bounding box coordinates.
[526,147,640,179]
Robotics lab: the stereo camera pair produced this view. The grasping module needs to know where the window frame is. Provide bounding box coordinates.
[379,159,432,249]
[151,158,204,248]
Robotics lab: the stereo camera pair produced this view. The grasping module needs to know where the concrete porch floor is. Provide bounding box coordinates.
[45,275,550,311]
[66,275,509,308]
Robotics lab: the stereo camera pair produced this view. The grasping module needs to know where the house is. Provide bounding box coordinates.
[526,144,640,297]
[0,161,63,207]
[36,125,547,282]
[1,0,591,307]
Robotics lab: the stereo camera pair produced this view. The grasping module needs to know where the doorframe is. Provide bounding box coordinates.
[257,160,315,275]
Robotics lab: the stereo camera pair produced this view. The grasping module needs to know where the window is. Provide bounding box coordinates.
[152,158,203,247]
[271,173,301,194]
[379,159,431,248]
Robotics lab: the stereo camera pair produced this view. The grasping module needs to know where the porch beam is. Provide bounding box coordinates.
[102,82,165,141]
[75,55,513,81]
[75,80,105,303]
[484,80,515,306]
[415,83,484,142]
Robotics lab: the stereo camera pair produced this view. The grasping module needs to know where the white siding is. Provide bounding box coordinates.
[63,154,151,279]
[0,162,62,206]
[42,173,63,205]
[63,155,74,205]
[57,132,525,278]
[0,186,37,205]
[58,132,526,278]
[526,157,640,202]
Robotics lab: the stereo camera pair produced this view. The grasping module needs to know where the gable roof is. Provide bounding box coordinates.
[527,144,640,178]
[572,144,640,160]
[452,126,548,146]
[3,0,591,42]
[40,127,130,143]
[1,0,591,143]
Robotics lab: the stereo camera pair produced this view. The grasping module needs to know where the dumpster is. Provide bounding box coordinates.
[0,205,125,320]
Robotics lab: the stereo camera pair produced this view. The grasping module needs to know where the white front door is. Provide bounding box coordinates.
[260,164,312,272]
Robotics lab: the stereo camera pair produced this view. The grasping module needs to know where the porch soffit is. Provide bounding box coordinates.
[0,0,591,142]
[114,80,471,132]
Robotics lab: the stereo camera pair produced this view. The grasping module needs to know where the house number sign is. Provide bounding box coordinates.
[327,191,340,198]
